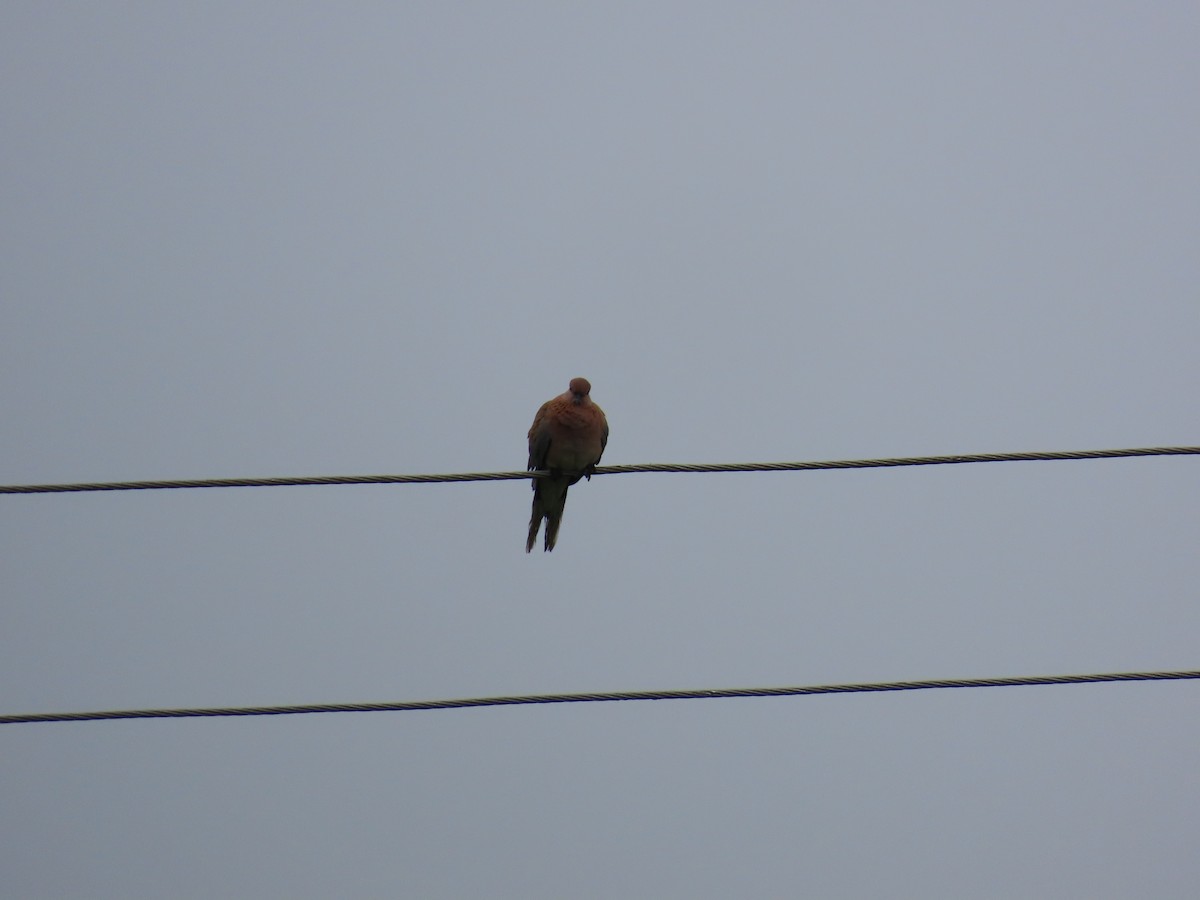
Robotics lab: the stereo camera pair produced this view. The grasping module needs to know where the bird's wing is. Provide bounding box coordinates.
[527,400,554,471]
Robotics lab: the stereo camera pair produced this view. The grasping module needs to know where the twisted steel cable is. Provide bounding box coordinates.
[2,446,1197,495]
[3,669,1197,725]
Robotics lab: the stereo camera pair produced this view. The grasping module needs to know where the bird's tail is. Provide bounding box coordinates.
[526,480,569,552]
[525,500,541,553]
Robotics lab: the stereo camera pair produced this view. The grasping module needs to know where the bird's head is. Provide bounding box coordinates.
[568,377,592,402]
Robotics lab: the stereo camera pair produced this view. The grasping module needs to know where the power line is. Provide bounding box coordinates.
[2,445,1197,495]
[3,669,1196,725]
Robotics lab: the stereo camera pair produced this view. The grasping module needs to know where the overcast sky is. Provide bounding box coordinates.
[3,3,1199,897]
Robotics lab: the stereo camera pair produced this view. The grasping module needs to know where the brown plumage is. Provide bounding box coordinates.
[526,377,609,552]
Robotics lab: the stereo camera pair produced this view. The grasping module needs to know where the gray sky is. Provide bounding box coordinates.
[3,2,1198,897]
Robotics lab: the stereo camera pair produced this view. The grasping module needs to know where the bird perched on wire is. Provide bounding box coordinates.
[526,377,609,552]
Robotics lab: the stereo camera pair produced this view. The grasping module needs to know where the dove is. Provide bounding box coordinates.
[526,377,609,552]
